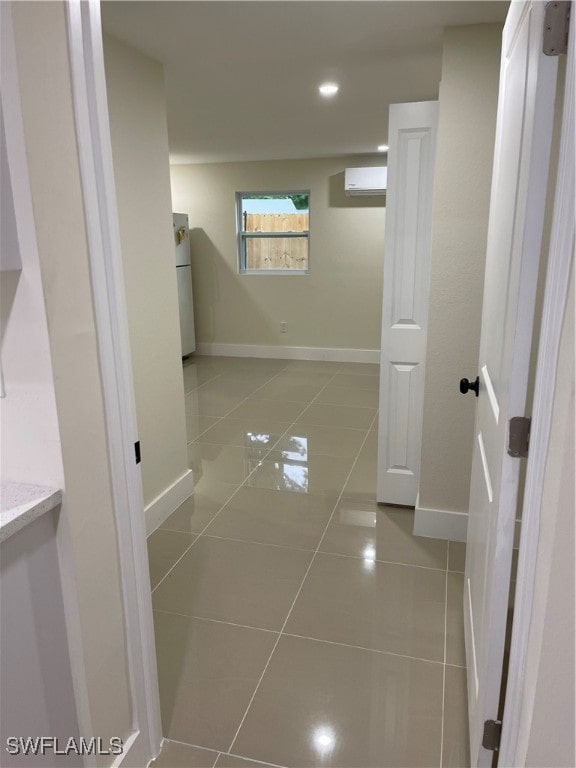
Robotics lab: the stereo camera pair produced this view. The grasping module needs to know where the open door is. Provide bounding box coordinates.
[376,101,438,506]
[463,2,559,765]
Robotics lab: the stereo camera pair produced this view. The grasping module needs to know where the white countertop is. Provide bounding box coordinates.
[0,483,62,543]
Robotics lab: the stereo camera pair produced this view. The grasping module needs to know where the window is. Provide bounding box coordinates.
[237,192,310,274]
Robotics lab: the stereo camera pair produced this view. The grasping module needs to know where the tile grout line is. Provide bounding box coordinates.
[157,738,289,768]
[182,370,224,396]
[151,535,200,594]
[201,532,317,554]
[197,534,449,572]
[220,752,287,768]
[152,608,280,635]
[158,738,215,751]
[152,607,447,667]
[187,417,225,445]
[313,417,378,555]
[280,631,445,666]
[155,737,219,761]
[227,408,380,755]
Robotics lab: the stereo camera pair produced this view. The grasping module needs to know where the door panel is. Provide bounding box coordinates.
[464,3,558,765]
[377,101,438,506]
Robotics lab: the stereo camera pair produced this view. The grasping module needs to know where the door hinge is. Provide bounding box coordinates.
[508,417,531,458]
[134,440,141,465]
[543,1,571,55]
[482,719,503,751]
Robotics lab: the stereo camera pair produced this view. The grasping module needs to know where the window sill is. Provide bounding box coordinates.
[239,269,309,276]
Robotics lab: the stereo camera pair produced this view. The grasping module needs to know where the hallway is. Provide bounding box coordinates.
[147,356,469,768]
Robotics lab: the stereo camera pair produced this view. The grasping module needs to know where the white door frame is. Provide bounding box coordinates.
[65,2,162,765]
[499,7,574,764]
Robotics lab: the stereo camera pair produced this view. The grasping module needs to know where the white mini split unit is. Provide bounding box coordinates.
[344,166,387,197]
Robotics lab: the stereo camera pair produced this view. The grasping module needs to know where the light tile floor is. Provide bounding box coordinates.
[148,356,469,768]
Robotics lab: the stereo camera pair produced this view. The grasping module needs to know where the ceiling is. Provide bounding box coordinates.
[101,1,508,164]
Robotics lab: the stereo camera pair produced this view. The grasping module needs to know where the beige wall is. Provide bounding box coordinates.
[419,24,502,514]
[104,35,189,513]
[170,157,386,351]
[10,3,132,759]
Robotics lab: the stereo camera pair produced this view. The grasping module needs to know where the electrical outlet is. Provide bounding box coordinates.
[280,321,288,333]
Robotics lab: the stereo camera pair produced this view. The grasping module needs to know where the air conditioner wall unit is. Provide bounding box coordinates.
[344,166,387,196]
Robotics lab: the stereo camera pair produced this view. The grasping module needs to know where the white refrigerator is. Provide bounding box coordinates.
[173,213,196,356]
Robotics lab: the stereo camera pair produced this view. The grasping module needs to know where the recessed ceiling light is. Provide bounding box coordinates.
[319,82,339,97]
[377,144,389,152]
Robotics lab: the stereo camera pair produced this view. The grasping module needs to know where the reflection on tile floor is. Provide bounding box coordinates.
[148,356,469,768]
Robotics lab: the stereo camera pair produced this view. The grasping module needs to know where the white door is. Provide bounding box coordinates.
[377,101,438,506]
[464,3,558,765]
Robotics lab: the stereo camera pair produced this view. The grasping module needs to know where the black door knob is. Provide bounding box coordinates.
[459,376,479,397]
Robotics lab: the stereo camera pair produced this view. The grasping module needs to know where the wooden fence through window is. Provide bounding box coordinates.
[244,213,309,270]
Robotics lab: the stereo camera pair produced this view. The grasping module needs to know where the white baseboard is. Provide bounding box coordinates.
[195,342,380,364]
[413,506,522,546]
[145,469,194,535]
[414,504,468,542]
